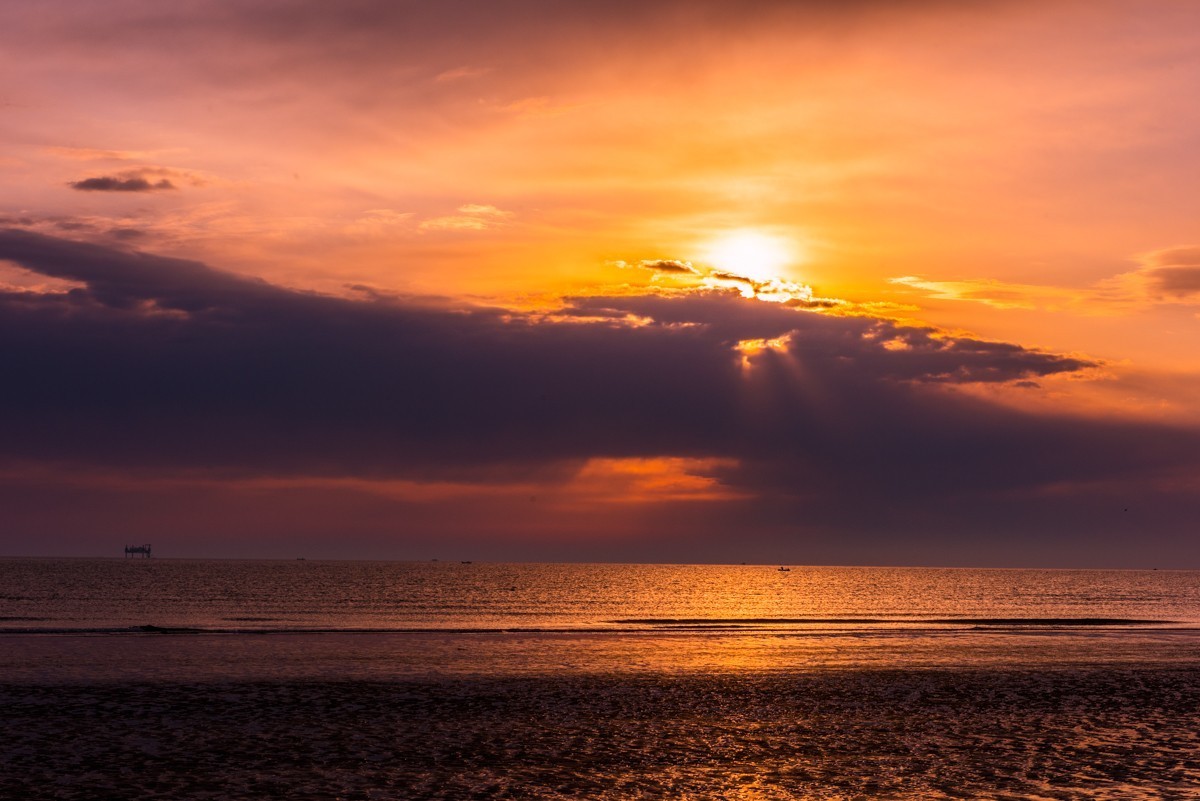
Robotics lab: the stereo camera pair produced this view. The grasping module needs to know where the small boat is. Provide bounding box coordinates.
[778,566,790,572]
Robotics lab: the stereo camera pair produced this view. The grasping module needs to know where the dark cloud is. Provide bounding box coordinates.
[784,296,844,309]
[1,228,1198,561]
[1146,246,1200,266]
[562,293,1092,384]
[0,229,275,312]
[0,216,152,246]
[69,176,176,192]
[709,269,754,285]
[1138,246,1200,297]
[1146,267,1200,297]
[638,259,698,275]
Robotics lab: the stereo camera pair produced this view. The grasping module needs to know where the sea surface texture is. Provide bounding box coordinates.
[2,559,1198,799]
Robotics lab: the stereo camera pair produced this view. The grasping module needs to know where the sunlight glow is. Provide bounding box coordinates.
[702,231,796,283]
[735,335,792,369]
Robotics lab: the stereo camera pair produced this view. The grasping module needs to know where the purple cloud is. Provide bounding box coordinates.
[1,228,1198,562]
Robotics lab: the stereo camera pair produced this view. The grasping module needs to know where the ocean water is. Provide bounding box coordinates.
[3,558,1199,634]
[3,559,1199,798]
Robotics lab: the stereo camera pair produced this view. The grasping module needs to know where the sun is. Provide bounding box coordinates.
[702,230,795,283]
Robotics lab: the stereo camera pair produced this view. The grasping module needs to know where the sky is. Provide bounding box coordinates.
[2,0,1199,565]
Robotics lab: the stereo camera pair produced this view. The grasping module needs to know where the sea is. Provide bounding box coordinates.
[3,559,1199,798]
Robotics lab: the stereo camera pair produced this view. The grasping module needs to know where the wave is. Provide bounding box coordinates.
[0,617,1187,636]
[609,617,1175,626]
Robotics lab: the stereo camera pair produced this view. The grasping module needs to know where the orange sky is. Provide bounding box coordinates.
[2,1,1200,562]
[4,4,1199,338]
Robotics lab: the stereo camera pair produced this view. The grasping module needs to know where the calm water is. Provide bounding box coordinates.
[3,559,1200,798]
[3,558,1198,633]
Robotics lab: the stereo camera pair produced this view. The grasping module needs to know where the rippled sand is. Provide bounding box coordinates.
[4,666,1198,799]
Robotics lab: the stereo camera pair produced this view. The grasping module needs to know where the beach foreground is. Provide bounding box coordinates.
[4,562,1199,798]
[4,665,1198,800]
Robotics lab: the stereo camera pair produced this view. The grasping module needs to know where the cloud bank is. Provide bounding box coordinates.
[1,228,1198,562]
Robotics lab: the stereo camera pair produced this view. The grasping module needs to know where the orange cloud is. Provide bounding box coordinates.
[891,246,1200,315]
[563,457,745,505]
[419,204,514,232]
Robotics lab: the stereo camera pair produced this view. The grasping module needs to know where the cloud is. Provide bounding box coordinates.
[344,209,415,238]
[457,204,512,217]
[109,227,147,240]
[2,229,1199,561]
[562,292,1093,384]
[625,256,838,308]
[0,228,273,312]
[0,261,85,296]
[69,175,176,192]
[888,275,1054,310]
[891,246,1200,314]
[63,165,203,195]
[418,216,489,231]
[636,259,698,275]
[0,214,156,249]
[419,203,514,231]
[1136,246,1200,298]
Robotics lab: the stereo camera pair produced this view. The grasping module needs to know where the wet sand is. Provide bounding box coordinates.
[4,665,1199,799]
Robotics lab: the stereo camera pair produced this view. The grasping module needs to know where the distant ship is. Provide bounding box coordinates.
[778,566,790,572]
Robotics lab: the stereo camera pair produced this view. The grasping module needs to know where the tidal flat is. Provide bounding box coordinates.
[3,665,1198,800]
